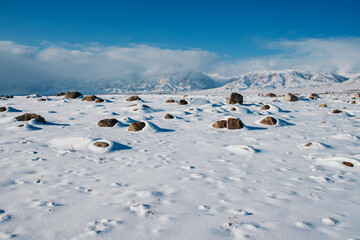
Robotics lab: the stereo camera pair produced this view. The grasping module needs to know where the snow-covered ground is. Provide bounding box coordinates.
[0,91,359,239]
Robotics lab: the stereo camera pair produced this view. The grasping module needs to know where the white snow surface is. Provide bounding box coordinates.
[0,91,360,239]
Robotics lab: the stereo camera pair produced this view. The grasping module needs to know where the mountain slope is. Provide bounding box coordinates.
[219,70,350,91]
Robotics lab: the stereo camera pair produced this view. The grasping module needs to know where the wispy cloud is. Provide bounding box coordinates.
[0,37,359,94]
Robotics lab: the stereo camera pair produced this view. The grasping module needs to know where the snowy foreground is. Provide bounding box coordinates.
[0,92,360,240]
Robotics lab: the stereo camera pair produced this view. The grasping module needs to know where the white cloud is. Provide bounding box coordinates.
[0,37,359,94]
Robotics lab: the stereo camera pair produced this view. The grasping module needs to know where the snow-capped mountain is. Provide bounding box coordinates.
[219,70,350,91]
[104,71,217,93]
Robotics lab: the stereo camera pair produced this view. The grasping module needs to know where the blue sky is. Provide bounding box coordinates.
[0,0,360,92]
[1,0,359,59]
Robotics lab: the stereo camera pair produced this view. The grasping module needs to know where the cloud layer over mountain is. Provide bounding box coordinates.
[0,37,359,94]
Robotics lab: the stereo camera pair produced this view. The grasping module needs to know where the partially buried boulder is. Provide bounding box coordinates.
[93,142,110,148]
[166,99,176,103]
[310,93,319,99]
[65,91,82,99]
[126,96,141,101]
[95,98,104,103]
[0,107,7,112]
[331,109,342,114]
[266,93,277,97]
[82,95,97,101]
[164,114,174,119]
[128,121,146,131]
[37,98,46,101]
[343,161,354,167]
[177,99,188,105]
[56,92,65,96]
[260,116,277,125]
[354,93,360,98]
[227,92,243,105]
[260,105,270,110]
[319,103,327,108]
[227,118,244,129]
[229,107,236,111]
[212,120,227,129]
[98,118,118,127]
[15,113,46,123]
[284,93,299,102]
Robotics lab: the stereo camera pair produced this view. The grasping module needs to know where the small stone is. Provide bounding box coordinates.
[229,107,236,111]
[93,142,110,148]
[343,161,354,167]
[260,116,277,125]
[351,101,356,104]
[260,105,270,110]
[212,120,227,129]
[319,103,327,108]
[126,96,141,101]
[65,91,82,99]
[266,93,277,97]
[128,121,146,131]
[15,113,46,123]
[332,109,342,114]
[227,118,244,129]
[98,118,118,127]
[37,98,46,101]
[166,99,176,103]
[227,92,243,104]
[95,98,104,103]
[0,107,6,112]
[164,114,174,119]
[56,92,65,96]
[284,93,299,102]
[177,99,188,105]
[82,95,97,101]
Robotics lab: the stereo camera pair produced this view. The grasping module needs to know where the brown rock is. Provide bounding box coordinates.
[351,101,356,104]
[128,121,146,131]
[37,98,46,101]
[333,98,339,101]
[0,107,7,112]
[227,118,244,129]
[15,113,46,123]
[126,95,141,101]
[65,91,82,99]
[319,103,327,108]
[260,116,277,125]
[98,118,118,127]
[212,120,227,129]
[260,105,270,110]
[310,93,319,98]
[284,93,299,102]
[177,99,188,105]
[266,93,277,97]
[304,142,312,146]
[164,114,174,119]
[82,95,97,101]
[227,92,243,105]
[95,98,104,103]
[166,99,176,103]
[5,95,13,98]
[343,161,354,167]
[93,142,110,148]
[183,95,188,97]
[56,92,65,96]
[229,107,236,111]
[355,93,360,98]
[331,109,342,114]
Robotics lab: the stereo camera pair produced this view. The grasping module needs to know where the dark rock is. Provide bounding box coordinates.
[331,109,342,114]
[56,92,65,96]
[126,96,141,101]
[227,118,244,129]
[164,114,174,119]
[0,107,6,112]
[319,103,327,108]
[15,113,46,123]
[227,92,243,105]
[260,105,270,110]
[343,161,354,167]
[266,93,277,97]
[260,116,277,125]
[82,95,97,101]
[177,99,188,105]
[128,121,146,131]
[166,99,176,103]
[95,98,104,103]
[65,91,82,99]
[93,142,110,148]
[284,93,299,102]
[98,118,118,127]
[212,120,227,129]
